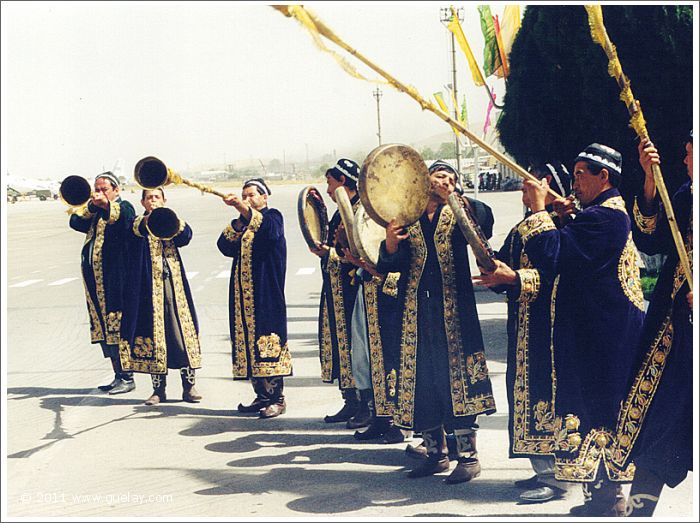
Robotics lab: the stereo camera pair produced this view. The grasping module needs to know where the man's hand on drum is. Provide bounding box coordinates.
[310,242,329,258]
[472,259,518,288]
[385,218,409,255]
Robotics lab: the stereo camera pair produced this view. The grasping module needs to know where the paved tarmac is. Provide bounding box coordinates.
[4,184,694,518]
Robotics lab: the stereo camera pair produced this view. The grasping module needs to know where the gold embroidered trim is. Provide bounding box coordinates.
[632,198,657,235]
[92,219,118,344]
[611,315,673,468]
[599,195,627,213]
[395,224,426,428]
[327,250,355,389]
[106,200,121,225]
[76,205,95,219]
[222,224,244,242]
[554,425,636,482]
[518,211,556,243]
[511,248,557,455]
[435,206,495,418]
[164,240,201,369]
[517,267,540,303]
[672,213,693,300]
[82,272,104,342]
[133,216,145,237]
[382,272,401,297]
[619,233,645,311]
[320,301,333,381]
[364,278,392,416]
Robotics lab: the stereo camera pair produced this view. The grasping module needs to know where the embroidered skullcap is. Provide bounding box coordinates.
[574,143,622,185]
[428,160,459,179]
[326,158,359,184]
[244,178,271,196]
[95,171,120,188]
[529,162,571,197]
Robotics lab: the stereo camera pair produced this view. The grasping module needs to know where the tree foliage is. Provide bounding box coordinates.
[497,5,693,199]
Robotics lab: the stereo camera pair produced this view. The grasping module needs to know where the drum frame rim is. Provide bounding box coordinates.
[297,186,329,250]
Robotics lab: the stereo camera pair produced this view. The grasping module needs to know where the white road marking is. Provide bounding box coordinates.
[10,279,43,288]
[186,271,199,280]
[48,277,79,286]
[295,267,316,275]
[216,271,229,279]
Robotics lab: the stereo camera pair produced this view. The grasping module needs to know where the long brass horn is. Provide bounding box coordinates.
[59,175,92,210]
[134,156,227,198]
[145,207,182,240]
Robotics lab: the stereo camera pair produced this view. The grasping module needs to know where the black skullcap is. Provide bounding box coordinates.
[326,158,359,184]
[244,178,271,196]
[574,143,622,186]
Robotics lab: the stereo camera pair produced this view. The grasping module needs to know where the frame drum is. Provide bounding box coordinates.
[353,205,386,268]
[297,186,329,250]
[359,143,430,228]
[334,187,360,258]
[447,193,497,272]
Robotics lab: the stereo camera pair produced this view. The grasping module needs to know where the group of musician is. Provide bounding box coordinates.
[68,130,693,517]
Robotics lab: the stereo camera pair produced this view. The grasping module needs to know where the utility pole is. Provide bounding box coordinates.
[373,87,383,146]
[440,7,463,177]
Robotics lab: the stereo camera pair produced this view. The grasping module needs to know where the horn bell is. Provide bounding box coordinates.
[59,175,92,207]
[135,156,171,189]
[146,207,181,240]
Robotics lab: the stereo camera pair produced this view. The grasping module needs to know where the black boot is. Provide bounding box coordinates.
[354,407,391,440]
[324,388,359,423]
[626,466,664,517]
[145,374,167,405]
[346,388,372,429]
[238,377,270,413]
[259,378,286,419]
[383,424,410,444]
[98,354,122,391]
[407,426,450,478]
[181,367,202,403]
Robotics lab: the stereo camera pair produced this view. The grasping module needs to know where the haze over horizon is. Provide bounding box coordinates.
[2,2,512,180]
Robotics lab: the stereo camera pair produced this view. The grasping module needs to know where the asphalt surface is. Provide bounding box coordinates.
[4,184,694,518]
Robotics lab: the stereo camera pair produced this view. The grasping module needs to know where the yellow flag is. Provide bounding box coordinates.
[499,5,521,56]
[446,7,485,87]
[433,92,449,114]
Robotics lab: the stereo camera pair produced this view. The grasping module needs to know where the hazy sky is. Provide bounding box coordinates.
[2,1,518,179]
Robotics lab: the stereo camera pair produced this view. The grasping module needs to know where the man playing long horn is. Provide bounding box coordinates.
[377,162,496,483]
[519,144,646,517]
[118,188,203,405]
[218,178,292,419]
[69,172,136,395]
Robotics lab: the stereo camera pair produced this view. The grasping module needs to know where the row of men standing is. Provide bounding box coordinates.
[69,134,692,516]
[305,137,692,516]
[69,176,291,417]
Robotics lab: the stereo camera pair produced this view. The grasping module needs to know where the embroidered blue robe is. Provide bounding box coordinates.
[69,198,135,346]
[377,204,497,431]
[613,180,693,487]
[217,206,292,379]
[519,188,645,482]
[118,215,201,374]
[493,214,558,458]
[318,195,360,388]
